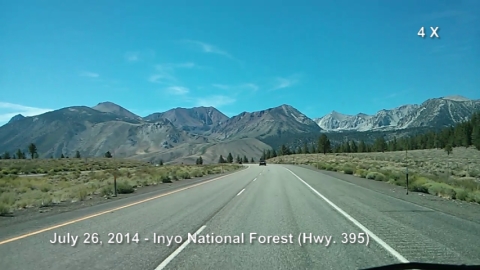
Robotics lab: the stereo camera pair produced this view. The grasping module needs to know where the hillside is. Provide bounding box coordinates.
[130,137,271,165]
[210,104,321,142]
[0,107,198,159]
[144,106,228,134]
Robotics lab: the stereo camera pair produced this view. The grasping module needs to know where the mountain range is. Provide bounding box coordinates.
[0,95,478,164]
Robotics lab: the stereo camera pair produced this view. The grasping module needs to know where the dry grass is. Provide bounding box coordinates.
[0,158,242,215]
[0,158,150,175]
[268,147,480,204]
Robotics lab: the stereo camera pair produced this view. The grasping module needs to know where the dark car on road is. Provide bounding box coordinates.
[259,160,266,166]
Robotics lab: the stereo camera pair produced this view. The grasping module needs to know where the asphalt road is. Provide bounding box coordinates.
[1,164,479,270]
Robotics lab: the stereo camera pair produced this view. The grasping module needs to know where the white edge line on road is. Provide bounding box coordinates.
[237,188,246,196]
[253,178,257,182]
[285,168,409,263]
[155,225,207,270]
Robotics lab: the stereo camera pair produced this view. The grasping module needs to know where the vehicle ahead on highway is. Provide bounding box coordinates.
[259,160,266,166]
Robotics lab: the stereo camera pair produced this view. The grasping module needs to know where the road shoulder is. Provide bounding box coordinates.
[291,164,480,224]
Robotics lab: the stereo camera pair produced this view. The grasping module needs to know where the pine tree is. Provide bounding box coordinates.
[280,144,290,155]
[334,144,342,153]
[318,134,331,154]
[358,140,366,153]
[250,157,254,163]
[61,153,65,158]
[272,149,277,157]
[303,142,309,154]
[16,149,24,159]
[243,155,248,163]
[2,152,10,159]
[445,144,453,155]
[389,137,398,151]
[105,151,112,158]
[350,141,358,153]
[75,151,81,158]
[266,150,272,159]
[227,153,233,163]
[470,112,480,150]
[310,143,316,154]
[374,137,387,152]
[345,141,352,153]
[28,143,38,159]
[218,155,226,163]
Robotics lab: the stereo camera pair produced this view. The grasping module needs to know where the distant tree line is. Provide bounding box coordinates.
[0,142,92,160]
[218,153,253,164]
[1,143,39,160]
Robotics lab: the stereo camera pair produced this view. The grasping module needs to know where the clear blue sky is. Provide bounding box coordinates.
[1,0,479,125]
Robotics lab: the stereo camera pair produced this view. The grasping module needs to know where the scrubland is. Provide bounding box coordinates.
[0,158,242,215]
[268,147,480,204]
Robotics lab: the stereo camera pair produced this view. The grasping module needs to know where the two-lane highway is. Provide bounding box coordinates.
[1,164,479,270]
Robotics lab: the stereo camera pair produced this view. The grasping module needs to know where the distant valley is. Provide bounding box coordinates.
[1,95,479,164]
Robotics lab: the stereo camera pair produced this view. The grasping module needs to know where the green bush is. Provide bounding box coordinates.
[325,164,334,171]
[77,187,89,201]
[0,203,11,216]
[343,167,354,175]
[194,170,204,177]
[180,172,191,179]
[160,174,172,183]
[170,172,178,181]
[468,170,479,178]
[455,189,469,201]
[101,185,113,196]
[408,176,430,193]
[427,182,457,199]
[116,181,135,194]
[355,169,367,178]
[365,172,386,181]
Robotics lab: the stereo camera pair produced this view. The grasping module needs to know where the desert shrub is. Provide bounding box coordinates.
[455,188,469,201]
[343,167,354,175]
[101,185,113,196]
[0,203,11,216]
[179,172,191,179]
[0,192,16,208]
[116,181,134,194]
[355,169,367,178]
[160,174,172,183]
[427,182,456,199]
[409,176,431,193]
[76,187,89,201]
[365,172,386,181]
[324,164,334,171]
[170,172,178,181]
[468,170,479,178]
